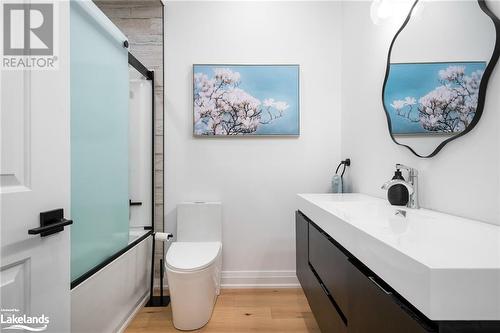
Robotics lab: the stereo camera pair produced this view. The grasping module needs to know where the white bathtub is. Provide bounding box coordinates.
[71,230,152,333]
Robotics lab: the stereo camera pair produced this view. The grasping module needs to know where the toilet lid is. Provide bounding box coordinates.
[166,242,221,272]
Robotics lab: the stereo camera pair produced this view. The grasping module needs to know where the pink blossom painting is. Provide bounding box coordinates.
[193,65,299,136]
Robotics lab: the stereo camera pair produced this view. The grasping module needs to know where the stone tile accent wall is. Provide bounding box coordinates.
[95,0,164,282]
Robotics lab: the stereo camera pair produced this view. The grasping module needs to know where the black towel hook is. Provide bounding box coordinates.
[335,158,351,178]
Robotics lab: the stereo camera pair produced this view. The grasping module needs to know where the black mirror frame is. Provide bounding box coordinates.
[382,0,500,158]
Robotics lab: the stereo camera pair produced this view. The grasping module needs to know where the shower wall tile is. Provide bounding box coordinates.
[154,154,163,172]
[154,136,163,157]
[113,18,163,36]
[130,6,163,19]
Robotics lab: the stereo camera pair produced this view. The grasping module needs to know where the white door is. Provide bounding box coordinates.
[0,1,70,332]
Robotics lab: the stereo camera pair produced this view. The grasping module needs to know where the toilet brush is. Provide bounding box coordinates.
[146,232,173,307]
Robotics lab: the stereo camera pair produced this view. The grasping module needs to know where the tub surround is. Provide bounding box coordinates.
[71,236,152,333]
[297,193,500,323]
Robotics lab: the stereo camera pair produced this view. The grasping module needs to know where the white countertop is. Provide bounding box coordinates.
[297,193,500,321]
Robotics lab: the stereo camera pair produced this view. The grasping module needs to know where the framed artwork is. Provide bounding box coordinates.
[384,61,486,135]
[193,64,300,136]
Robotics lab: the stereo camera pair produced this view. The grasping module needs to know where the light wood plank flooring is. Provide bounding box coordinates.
[125,289,320,333]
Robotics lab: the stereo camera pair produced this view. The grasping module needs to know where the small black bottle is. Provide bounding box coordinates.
[387,169,409,206]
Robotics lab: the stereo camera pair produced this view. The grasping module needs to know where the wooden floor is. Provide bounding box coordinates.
[125,289,320,333]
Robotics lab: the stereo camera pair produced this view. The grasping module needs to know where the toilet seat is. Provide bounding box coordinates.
[166,242,222,272]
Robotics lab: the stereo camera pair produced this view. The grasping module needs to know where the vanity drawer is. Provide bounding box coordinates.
[308,223,350,318]
[307,263,347,333]
[348,261,432,333]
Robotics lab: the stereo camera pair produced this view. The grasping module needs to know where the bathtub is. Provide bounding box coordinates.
[71,228,152,333]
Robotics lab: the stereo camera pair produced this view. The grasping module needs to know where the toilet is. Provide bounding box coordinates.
[165,202,222,330]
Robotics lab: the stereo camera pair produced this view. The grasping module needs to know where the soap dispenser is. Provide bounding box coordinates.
[387,169,409,206]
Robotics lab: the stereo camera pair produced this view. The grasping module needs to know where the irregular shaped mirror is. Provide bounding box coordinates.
[383,0,500,157]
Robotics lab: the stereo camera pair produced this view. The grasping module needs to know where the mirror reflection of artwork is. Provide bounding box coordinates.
[385,62,486,135]
[381,0,499,157]
[193,65,299,136]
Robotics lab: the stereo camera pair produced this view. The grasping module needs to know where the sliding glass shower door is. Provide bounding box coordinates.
[70,0,129,282]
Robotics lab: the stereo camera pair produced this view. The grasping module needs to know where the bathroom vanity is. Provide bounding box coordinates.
[296,194,500,333]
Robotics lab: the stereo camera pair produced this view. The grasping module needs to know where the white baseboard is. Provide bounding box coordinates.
[221,270,300,288]
[157,270,300,290]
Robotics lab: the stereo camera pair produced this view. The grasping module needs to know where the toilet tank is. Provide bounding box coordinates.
[177,202,222,242]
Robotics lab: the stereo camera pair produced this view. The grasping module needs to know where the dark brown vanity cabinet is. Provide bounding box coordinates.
[295,210,310,290]
[296,211,432,333]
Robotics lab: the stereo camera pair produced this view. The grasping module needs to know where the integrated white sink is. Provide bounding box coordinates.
[297,193,500,321]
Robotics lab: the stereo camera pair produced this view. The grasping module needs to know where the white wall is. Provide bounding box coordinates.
[341,0,500,225]
[165,1,342,283]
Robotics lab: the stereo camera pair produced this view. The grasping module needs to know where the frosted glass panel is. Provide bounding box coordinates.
[70,1,129,281]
